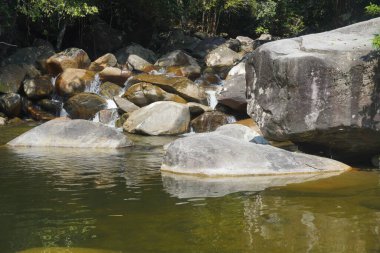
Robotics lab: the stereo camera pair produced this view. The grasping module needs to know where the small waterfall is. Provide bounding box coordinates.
[93,109,119,128]
[85,74,101,94]
[227,116,237,124]
[107,109,119,128]
[205,90,218,110]
[106,99,118,109]
[93,112,100,123]
[150,68,166,75]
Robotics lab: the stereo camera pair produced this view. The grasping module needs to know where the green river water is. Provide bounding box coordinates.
[0,125,380,253]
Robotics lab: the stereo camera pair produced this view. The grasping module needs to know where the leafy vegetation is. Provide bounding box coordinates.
[365,3,380,49]
[0,0,377,52]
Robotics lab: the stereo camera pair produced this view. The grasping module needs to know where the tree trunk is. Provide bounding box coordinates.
[56,22,67,51]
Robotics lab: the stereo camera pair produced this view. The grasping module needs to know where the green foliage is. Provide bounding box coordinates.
[365,3,380,50]
[365,3,380,16]
[373,35,380,49]
[17,0,98,21]
[255,26,269,35]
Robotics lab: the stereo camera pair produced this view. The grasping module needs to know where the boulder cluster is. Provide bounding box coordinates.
[0,34,262,133]
[4,18,380,172]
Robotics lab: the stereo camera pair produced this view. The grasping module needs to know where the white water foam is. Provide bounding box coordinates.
[227,116,237,124]
[205,90,218,110]
[85,74,101,94]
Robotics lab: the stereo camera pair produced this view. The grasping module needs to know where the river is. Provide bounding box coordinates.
[0,125,379,253]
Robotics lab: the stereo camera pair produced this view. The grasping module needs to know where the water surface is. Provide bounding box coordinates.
[0,125,379,253]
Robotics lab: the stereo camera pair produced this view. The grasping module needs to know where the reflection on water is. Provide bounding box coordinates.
[161,171,344,198]
[1,126,380,253]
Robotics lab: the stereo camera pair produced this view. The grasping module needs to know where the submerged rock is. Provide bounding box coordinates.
[64,93,107,119]
[123,101,190,135]
[46,48,91,75]
[162,134,350,176]
[124,82,187,107]
[8,118,132,148]
[246,17,380,162]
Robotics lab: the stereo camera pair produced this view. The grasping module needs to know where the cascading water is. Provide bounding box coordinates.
[85,74,101,94]
[81,73,121,128]
[205,90,218,110]
[50,75,68,117]
[227,116,237,124]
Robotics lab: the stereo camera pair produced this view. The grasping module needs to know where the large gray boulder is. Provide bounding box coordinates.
[123,101,190,135]
[7,118,132,148]
[246,17,380,161]
[161,133,350,176]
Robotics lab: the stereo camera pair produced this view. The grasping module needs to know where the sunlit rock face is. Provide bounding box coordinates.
[123,101,190,136]
[246,17,380,162]
[7,118,132,148]
[162,133,350,176]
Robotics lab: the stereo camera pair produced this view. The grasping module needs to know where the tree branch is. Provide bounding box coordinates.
[0,42,17,47]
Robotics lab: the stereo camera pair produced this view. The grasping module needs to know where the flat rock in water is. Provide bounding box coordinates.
[7,118,132,148]
[161,133,350,176]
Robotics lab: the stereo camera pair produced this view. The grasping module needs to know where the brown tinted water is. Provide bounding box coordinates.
[0,125,379,253]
